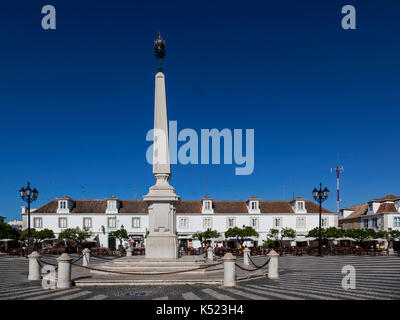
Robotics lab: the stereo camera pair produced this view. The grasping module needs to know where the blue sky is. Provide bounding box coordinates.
[1,0,399,221]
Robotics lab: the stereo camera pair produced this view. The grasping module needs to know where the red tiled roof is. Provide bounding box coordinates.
[372,194,400,202]
[32,199,333,214]
[340,203,368,221]
[376,202,398,213]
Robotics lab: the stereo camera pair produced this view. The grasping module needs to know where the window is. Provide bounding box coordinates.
[364,219,369,228]
[273,217,282,228]
[108,201,116,210]
[373,218,378,228]
[297,202,304,210]
[179,218,188,229]
[132,217,140,228]
[394,217,400,227]
[368,203,373,211]
[204,201,211,211]
[296,217,306,228]
[108,217,116,229]
[83,217,92,229]
[250,217,259,229]
[227,217,236,228]
[33,218,42,228]
[59,201,67,209]
[203,217,212,229]
[59,218,67,229]
[321,218,329,228]
[349,223,353,230]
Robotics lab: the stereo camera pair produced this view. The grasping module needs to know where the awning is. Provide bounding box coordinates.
[178,235,193,240]
[128,234,144,240]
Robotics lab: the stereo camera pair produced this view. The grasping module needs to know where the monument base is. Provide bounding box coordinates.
[145,234,178,260]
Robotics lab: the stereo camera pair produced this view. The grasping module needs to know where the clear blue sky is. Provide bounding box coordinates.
[1,0,399,221]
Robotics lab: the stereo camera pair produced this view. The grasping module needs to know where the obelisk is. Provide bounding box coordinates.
[143,33,180,260]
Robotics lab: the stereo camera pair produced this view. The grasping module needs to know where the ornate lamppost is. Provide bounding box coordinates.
[19,182,39,253]
[312,183,329,257]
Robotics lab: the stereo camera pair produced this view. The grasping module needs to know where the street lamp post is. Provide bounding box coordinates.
[19,182,39,253]
[312,183,329,257]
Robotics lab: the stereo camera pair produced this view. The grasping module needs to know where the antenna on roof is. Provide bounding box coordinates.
[81,185,85,198]
[330,164,344,212]
[133,184,138,200]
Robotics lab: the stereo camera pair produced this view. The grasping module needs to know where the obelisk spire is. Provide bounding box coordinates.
[148,33,175,193]
[153,72,171,177]
[143,33,179,260]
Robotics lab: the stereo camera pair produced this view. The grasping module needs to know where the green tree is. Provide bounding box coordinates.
[376,230,389,239]
[306,227,343,238]
[109,229,129,248]
[390,230,400,239]
[0,223,20,240]
[225,226,259,246]
[344,228,375,240]
[20,228,55,249]
[267,228,280,240]
[324,227,344,238]
[262,239,275,248]
[58,227,91,248]
[281,228,296,239]
[307,227,324,238]
[193,229,220,247]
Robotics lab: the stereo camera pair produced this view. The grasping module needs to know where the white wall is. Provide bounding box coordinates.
[25,211,337,248]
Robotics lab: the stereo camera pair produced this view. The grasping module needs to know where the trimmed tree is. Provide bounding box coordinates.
[20,228,55,250]
[109,229,129,248]
[58,227,91,248]
[390,230,400,239]
[225,226,259,247]
[267,228,280,240]
[193,228,220,247]
[324,227,343,238]
[307,227,344,238]
[281,227,296,239]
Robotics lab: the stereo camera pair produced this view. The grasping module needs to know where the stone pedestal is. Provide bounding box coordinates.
[145,234,178,260]
[207,247,213,261]
[126,247,133,257]
[243,248,250,266]
[223,253,236,287]
[267,249,279,280]
[82,248,90,266]
[143,199,179,260]
[28,251,42,281]
[57,253,73,289]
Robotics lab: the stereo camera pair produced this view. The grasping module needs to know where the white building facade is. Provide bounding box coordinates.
[22,195,337,248]
[339,194,400,232]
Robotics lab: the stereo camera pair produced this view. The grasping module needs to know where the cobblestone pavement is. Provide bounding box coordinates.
[1,254,399,300]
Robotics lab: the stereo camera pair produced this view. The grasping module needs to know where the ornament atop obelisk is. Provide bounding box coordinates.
[143,33,180,260]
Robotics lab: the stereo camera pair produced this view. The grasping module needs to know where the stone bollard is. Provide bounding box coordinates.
[56,253,73,289]
[28,251,42,281]
[82,248,90,266]
[207,247,213,261]
[267,249,279,280]
[243,248,250,266]
[222,253,236,287]
[126,247,133,257]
